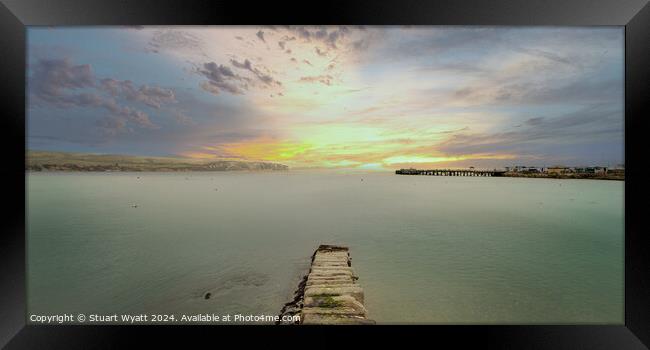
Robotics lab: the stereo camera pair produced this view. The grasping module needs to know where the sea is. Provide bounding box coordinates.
[26,171,624,324]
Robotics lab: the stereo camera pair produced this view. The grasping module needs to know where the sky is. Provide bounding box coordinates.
[27,26,624,170]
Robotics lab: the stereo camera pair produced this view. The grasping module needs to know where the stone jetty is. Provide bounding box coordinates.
[277,245,375,325]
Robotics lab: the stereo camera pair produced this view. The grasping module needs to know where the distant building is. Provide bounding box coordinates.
[608,165,625,176]
[546,166,570,175]
[594,166,607,175]
[510,166,542,173]
[574,167,595,174]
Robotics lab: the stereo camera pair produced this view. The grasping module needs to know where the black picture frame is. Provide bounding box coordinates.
[1,0,648,348]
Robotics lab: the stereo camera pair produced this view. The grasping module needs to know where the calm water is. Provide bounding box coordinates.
[27,172,624,324]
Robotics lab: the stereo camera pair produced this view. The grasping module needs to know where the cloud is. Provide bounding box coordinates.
[60,93,157,135]
[256,30,265,43]
[287,26,350,49]
[514,47,575,66]
[29,58,160,135]
[29,58,95,105]
[77,95,156,131]
[299,74,334,86]
[195,58,283,96]
[314,47,328,56]
[99,78,176,109]
[525,117,544,126]
[27,27,624,167]
[277,35,296,52]
[230,58,253,71]
[446,77,623,107]
[230,58,281,86]
[437,104,622,162]
[147,29,202,54]
[196,62,247,95]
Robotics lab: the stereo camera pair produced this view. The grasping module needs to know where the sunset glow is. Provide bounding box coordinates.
[28,26,624,169]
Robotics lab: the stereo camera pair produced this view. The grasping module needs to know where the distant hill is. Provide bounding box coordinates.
[26,150,289,172]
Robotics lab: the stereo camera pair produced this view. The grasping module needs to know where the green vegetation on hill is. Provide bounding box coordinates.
[26,151,289,172]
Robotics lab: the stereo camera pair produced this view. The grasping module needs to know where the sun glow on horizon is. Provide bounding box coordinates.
[28,26,624,169]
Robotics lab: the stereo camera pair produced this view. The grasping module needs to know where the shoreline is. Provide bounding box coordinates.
[26,168,289,173]
[396,168,624,181]
[502,173,624,181]
[26,150,289,172]
[26,169,624,180]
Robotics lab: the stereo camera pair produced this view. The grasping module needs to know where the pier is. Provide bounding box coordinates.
[396,168,506,177]
[278,245,375,325]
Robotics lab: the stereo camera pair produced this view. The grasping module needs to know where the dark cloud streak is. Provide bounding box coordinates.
[437,104,623,162]
[197,62,247,95]
[230,58,281,87]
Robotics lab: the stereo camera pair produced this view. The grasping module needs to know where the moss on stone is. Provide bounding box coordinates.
[314,295,343,308]
[312,293,340,297]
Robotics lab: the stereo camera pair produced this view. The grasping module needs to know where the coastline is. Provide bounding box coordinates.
[26,150,289,172]
[26,167,289,172]
[502,173,624,181]
[26,169,623,180]
[395,168,624,181]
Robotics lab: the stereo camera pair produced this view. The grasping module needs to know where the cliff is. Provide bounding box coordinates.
[26,151,288,172]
